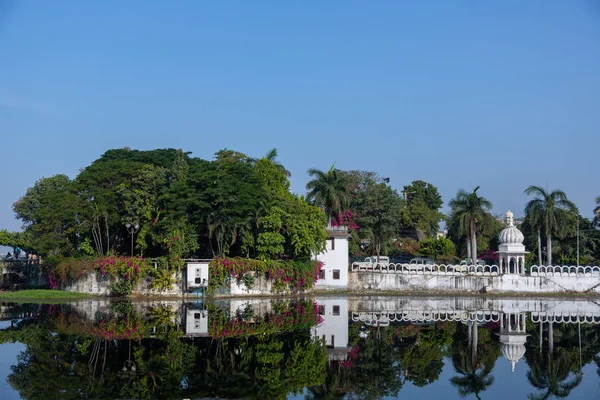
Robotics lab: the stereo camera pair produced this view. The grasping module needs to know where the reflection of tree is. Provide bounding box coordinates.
[526,349,582,400]
[450,322,500,400]
[524,321,600,400]
[342,325,404,399]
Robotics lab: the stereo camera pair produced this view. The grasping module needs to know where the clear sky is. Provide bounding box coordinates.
[1,0,599,232]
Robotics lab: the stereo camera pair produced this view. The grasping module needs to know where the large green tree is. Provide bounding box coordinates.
[13,174,84,257]
[524,186,577,266]
[447,187,494,264]
[399,180,444,238]
[353,182,404,259]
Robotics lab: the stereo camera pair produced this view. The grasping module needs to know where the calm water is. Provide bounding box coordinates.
[0,297,599,399]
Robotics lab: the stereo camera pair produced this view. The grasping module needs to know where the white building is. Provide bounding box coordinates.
[315,226,350,289]
[497,210,527,274]
[312,297,350,360]
[182,303,209,337]
[186,260,210,292]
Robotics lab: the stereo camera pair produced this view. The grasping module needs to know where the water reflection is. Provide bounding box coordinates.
[0,297,598,399]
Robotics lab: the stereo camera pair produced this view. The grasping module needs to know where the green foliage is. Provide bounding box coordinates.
[94,255,152,296]
[208,257,322,293]
[447,186,494,262]
[0,289,88,300]
[306,165,352,222]
[400,180,444,237]
[418,236,456,262]
[353,181,403,258]
[13,174,84,256]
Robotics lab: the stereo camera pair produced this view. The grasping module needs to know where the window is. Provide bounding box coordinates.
[332,305,340,315]
[329,237,335,250]
[318,269,325,279]
[194,313,201,319]
[195,278,201,284]
[333,270,340,280]
[318,305,325,315]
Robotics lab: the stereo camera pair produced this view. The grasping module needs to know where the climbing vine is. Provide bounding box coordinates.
[208,257,323,293]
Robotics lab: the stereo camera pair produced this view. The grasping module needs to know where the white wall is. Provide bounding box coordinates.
[312,297,349,348]
[315,236,349,288]
[348,272,600,294]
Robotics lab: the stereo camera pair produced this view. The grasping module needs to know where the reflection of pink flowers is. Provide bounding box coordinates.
[339,344,360,368]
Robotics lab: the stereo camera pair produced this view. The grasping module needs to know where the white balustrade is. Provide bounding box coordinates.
[350,262,500,276]
[529,265,600,277]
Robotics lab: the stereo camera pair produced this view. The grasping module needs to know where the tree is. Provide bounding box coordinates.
[400,180,444,238]
[526,349,582,400]
[263,148,291,177]
[354,182,403,260]
[306,165,351,225]
[418,237,456,263]
[524,186,577,266]
[13,175,84,257]
[593,196,600,231]
[447,187,494,264]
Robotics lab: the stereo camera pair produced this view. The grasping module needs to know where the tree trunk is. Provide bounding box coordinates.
[537,228,542,265]
[548,322,554,353]
[470,221,478,265]
[546,233,552,266]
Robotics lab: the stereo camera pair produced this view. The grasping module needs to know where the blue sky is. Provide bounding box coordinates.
[1,0,599,232]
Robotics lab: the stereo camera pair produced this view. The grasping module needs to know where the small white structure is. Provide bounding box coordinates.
[183,303,209,337]
[315,226,350,288]
[312,298,350,360]
[498,312,529,372]
[497,210,527,274]
[186,261,210,291]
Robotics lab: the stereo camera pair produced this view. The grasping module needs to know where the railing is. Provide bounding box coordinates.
[530,265,600,277]
[350,262,499,277]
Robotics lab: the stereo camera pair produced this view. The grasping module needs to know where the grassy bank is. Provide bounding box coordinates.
[0,289,90,300]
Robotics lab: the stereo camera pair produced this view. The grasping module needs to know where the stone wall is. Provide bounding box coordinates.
[62,271,185,297]
[348,271,600,294]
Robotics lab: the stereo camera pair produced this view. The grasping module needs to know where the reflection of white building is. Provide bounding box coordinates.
[312,298,349,360]
[182,303,209,337]
[315,227,350,289]
[497,312,529,372]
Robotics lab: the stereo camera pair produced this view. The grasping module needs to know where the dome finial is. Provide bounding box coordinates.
[505,210,514,227]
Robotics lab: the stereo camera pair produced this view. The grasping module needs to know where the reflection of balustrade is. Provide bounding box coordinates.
[530,265,600,277]
[530,312,600,324]
[350,262,499,277]
[351,310,501,324]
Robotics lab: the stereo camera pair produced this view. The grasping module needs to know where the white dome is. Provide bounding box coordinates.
[499,226,524,244]
[501,343,526,372]
[499,209,524,244]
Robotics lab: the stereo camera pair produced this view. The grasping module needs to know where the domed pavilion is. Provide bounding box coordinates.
[497,210,527,274]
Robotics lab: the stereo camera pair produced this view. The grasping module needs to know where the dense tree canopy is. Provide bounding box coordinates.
[11,148,327,261]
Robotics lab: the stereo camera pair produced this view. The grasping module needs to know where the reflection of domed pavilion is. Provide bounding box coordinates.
[497,210,527,274]
[498,312,529,372]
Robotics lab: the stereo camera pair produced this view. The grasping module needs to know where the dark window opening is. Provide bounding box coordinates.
[333,305,340,315]
[318,305,325,315]
[333,270,340,280]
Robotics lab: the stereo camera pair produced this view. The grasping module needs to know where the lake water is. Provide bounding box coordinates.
[0,296,598,399]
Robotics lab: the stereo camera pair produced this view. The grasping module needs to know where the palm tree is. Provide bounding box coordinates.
[264,148,291,177]
[524,186,577,266]
[306,165,351,226]
[448,187,493,265]
[450,325,495,400]
[525,204,545,266]
[526,349,582,400]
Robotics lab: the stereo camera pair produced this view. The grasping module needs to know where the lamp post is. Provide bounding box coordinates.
[126,223,140,257]
[577,213,580,267]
